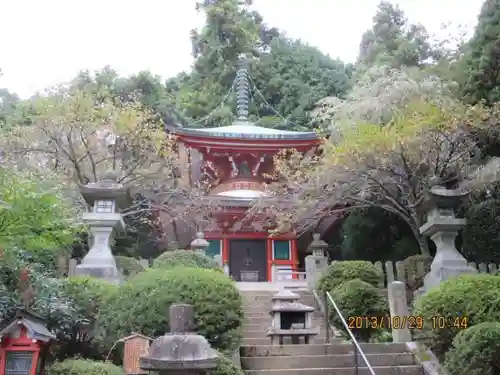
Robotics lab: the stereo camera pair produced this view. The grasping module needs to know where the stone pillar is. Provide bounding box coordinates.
[305,255,328,291]
[387,281,411,343]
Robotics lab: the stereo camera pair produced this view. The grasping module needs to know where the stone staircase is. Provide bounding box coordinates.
[239,290,424,375]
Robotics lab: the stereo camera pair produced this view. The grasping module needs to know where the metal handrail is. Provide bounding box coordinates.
[325,291,376,375]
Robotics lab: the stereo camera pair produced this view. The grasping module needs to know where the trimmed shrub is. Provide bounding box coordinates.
[444,322,500,375]
[114,256,144,276]
[54,276,117,360]
[210,354,244,375]
[47,359,124,375]
[329,279,388,341]
[317,261,382,295]
[413,273,500,359]
[152,250,220,270]
[98,267,243,352]
[402,254,432,291]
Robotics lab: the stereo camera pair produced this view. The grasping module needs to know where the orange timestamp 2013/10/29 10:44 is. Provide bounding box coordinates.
[347,315,469,330]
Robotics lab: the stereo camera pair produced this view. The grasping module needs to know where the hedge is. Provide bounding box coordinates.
[413,273,500,359]
[98,267,243,352]
[317,261,382,295]
[114,256,144,276]
[47,359,124,375]
[329,279,388,341]
[444,322,500,375]
[152,250,220,270]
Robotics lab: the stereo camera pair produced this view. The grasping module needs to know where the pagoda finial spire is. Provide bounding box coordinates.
[235,53,250,121]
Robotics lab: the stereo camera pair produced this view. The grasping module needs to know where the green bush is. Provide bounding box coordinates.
[402,254,432,291]
[47,359,124,375]
[413,273,500,359]
[317,261,382,295]
[210,354,244,375]
[98,267,243,352]
[114,256,145,276]
[54,276,117,360]
[152,250,220,270]
[444,322,500,375]
[328,279,388,341]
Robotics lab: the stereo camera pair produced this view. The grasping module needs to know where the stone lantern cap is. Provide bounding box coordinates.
[79,174,132,209]
[272,289,299,302]
[270,302,315,314]
[308,233,328,253]
[421,186,470,214]
[140,304,218,373]
[190,232,209,250]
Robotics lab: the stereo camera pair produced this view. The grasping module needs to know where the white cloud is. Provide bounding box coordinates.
[0,0,483,98]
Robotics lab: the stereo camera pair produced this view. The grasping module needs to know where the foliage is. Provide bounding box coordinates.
[460,0,500,104]
[357,2,433,70]
[114,256,145,277]
[339,207,419,261]
[210,354,244,375]
[462,198,500,263]
[98,267,243,352]
[52,276,117,360]
[328,279,388,341]
[270,99,489,254]
[0,167,81,269]
[317,261,382,295]
[47,359,124,375]
[413,273,500,359]
[444,322,500,375]
[152,250,220,270]
[402,254,432,291]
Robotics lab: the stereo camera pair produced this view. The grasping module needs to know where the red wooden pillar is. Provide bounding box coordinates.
[290,239,298,280]
[222,238,229,265]
[266,238,273,281]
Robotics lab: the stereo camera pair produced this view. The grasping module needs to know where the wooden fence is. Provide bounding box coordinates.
[65,257,500,285]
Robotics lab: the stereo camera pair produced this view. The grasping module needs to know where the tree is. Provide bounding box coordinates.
[357,1,433,70]
[268,99,488,255]
[460,0,500,104]
[0,167,81,269]
[0,84,210,254]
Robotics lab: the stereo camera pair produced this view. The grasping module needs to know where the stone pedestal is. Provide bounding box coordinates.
[420,203,476,292]
[140,304,218,375]
[305,255,328,291]
[75,213,124,284]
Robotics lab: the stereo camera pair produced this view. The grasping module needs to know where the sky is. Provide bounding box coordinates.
[1,0,484,99]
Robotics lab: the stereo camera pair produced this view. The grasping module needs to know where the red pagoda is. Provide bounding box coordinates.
[174,55,321,282]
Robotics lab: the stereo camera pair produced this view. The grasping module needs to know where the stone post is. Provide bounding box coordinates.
[387,281,411,343]
[140,304,218,375]
[305,234,329,291]
[419,187,476,292]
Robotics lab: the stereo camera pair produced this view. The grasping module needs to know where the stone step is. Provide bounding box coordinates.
[241,337,336,345]
[244,366,423,375]
[241,353,415,370]
[242,330,329,339]
[240,343,409,357]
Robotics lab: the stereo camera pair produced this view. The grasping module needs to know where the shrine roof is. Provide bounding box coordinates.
[175,121,318,141]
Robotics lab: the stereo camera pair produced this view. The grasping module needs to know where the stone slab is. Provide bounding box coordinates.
[244,366,423,375]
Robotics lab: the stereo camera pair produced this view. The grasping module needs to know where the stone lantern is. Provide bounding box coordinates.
[190,232,209,255]
[266,290,318,345]
[305,233,329,291]
[75,174,131,284]
[308,233,328,257]
[419,186,476,292]
[140,304,218,375]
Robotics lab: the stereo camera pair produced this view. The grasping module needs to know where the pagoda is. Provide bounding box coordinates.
[174,55,321,282]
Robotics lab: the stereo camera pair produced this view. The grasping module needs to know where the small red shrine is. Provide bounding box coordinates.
[0,310,56,375]
[174,55,321,282]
